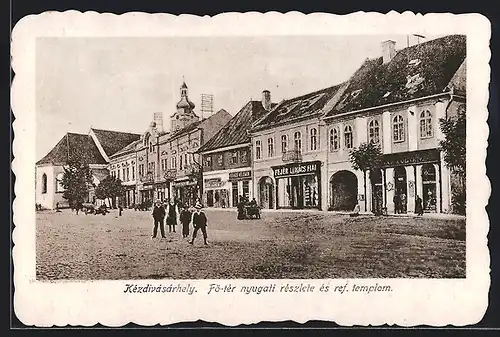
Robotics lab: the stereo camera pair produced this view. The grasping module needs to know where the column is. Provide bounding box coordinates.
[248,179,253,200]
[407,106,418,152]
[405,166,415,213]
[382,111,392,154]
[386,167,395,213]
[415,165,423,200]
[365,169,372,213]
[440,160,452,213]
[321,162,328,212]
[434,163,441,213]
[355,116,368,147]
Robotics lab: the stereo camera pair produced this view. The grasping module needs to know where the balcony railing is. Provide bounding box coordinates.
[282,149,303,163]
[139,171,154,183]
[163,169,177,181]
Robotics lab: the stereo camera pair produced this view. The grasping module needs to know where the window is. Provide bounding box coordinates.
[41,173,47,194]
[310,128,318,151]
[122,169,126,180]
[240,150,248,163]
[132,166,135,180]
[344,125,353,149]
[161,159,165,171]
[172,157,177,169]
[281,135,288,154]
[242,181,249,199]
[185,154,188,168]
[204,155,212,168]
[232,152,238,164]
[139,164,144,176]
[267,138,274,157]
[217,154,223,166]
[149,141,154,153]
[369,119,380,143]
[255,140,262,160]
[126,168,130,181]
[179,155,183,170]
[294,131,302,152]
[420,110,433,138]
[393,114,405,142]
[55,172,65,192]
[329,127,339,152]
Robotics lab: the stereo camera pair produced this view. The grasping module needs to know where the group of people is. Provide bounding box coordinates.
[151,199,208,245]
[393,193,408,214]
[236,195,258,220]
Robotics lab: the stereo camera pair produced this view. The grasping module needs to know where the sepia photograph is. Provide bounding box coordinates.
[34,33,467,280]
[12,11,490,326]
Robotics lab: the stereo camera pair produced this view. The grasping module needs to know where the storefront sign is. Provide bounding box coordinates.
[272,161,320,179]
[381,149,440,168]
[205,179,225,188]
[228,170,252,181]
[175,180,197,187]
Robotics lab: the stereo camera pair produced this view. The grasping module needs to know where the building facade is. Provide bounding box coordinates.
[107,82,232,207]
[249,34,466,214]
[197,93,272,208]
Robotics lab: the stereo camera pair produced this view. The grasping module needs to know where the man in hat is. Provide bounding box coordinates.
[165,199,180,233]
[151,200,166,239]
[179,203,192,238]
[189,202,208,245]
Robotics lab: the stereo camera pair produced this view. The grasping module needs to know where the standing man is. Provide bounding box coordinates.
[400,193,407,214]
[180,204,192,238]
[189,202,208,245]
[165,199,180,233]
[415,195,424,216]
[151,200,166,239]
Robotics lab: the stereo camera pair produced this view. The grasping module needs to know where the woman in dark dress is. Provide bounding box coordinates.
[180,204,192,238]
[415,195,424,216]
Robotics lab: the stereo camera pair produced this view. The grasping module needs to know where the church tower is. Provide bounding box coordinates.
[171,81,199,132]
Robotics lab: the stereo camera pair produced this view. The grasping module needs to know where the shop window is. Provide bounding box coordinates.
[242,181,250,199]
[294,131,302,152]
[393,114,405,142]
[344,125,353,149]
[420,110,433,138]
[329,127,339,152]
[55,172,65,192]
[369,119,380,143]
[281,134,288,154]
[232,182,239,207]
[310,128,318,151]
[267,138,274,157]
[231,152,238,164]
[255,140,262,160]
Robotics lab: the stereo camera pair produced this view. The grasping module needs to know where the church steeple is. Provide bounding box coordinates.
[180,81,188,97]
[171,80,199,132]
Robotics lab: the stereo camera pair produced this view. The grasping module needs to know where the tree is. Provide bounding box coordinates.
[60,159,94,208]
[349,141,383,212]
[439,106,466,214]
[95,175,126,208]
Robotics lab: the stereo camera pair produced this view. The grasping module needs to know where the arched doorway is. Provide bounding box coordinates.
[370,169,383,215]
[259,177,274,209]
[330,171,358,211]
[422,164,437,212]
[394,166,407,213]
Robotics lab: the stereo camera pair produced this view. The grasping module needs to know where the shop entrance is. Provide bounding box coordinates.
[394,166,407,213]
[422,164,437,212]
[330,170,358,211]
[258,176,274,209]
[370,169,383,214]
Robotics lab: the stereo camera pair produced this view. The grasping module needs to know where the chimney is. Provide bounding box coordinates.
[153,112,164,133]
[262,90,272,111]
[381,40,396,64]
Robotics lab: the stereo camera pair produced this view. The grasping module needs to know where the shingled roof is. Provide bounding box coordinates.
[90,128,141,157]
[110,139,141,159]
[252,83,346,131]
[198,101,268,153]
[36,132,107,166]
[326,35,466,117]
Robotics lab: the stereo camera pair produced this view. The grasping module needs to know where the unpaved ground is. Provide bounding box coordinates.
[36,209,466,280]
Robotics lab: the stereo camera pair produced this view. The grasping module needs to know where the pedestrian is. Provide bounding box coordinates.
[415,195,423,216]
[151,200,166,239]
[189,202,208,245]
[180,204,192,238]
[165,199,180,233]
[119,205,123,216]
[56,202,62,213]
[400,193,407,214]
[237,195,245,220]
[393,194,400,214]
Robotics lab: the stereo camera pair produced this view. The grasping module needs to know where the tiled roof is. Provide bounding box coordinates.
[168,120,203,140]
[91,128,141,157]
[252,84,345,130]
[110,139,141,158]
[36,133,107,165]
[326,35,466,116]
[198,101,267,153]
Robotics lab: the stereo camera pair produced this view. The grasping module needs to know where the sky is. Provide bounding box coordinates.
[36,34,442,160]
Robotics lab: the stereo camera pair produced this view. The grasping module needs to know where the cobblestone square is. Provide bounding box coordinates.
[36,209,466,280]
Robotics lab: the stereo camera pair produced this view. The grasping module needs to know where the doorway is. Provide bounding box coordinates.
[394,166,407,213]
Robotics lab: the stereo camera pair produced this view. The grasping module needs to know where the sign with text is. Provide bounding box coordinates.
[272,161,321,179]
[228,170,252,181]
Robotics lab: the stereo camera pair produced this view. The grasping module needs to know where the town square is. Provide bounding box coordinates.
[34,34,467,280]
